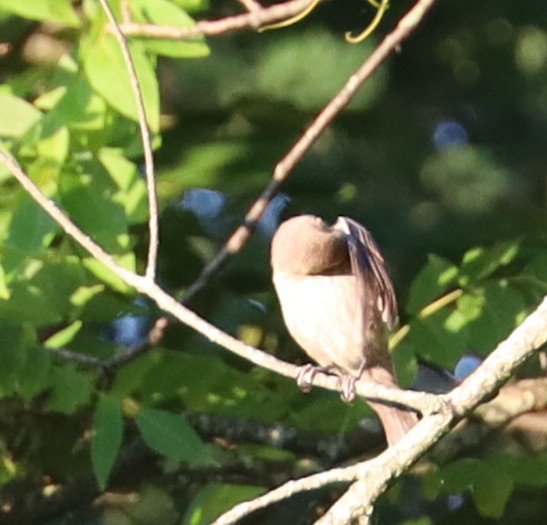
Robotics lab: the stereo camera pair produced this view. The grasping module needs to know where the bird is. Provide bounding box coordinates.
[270,214,418,446]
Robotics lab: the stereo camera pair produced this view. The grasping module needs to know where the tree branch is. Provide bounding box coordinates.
[115,0,314,39]
[212,296,547,525]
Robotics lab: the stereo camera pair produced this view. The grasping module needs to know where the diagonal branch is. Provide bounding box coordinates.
[0,150,439,415]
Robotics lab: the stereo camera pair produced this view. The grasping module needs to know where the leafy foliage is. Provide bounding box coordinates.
[0,1,546,524]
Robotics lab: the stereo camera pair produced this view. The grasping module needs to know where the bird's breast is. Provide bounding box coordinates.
[273,272,374,374]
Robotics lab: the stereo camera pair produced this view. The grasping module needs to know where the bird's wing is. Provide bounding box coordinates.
[334,217,398,330]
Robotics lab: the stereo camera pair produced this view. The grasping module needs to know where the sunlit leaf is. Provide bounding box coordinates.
[5,195,58,269]
[82,255,136,294]
[131,0,209,58]
[0,92,42,137]
[406,255,459,315]
[44,320,83,349]
[0,0,80,26]
[0,263,9,299]
[258,29,386,111]
[466,282,528,353]
[459,241,520,284]
[98,148,148,223]
[82,32,159,131]
[409,308,469,368]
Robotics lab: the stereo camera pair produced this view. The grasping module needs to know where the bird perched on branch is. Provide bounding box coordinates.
[271,214,417,445]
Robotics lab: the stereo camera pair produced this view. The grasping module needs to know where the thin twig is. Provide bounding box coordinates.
[238,0,262,12]
[116,0,313,39]
[98,0,159,282]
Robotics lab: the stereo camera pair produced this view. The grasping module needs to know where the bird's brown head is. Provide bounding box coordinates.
[270,215,350,276]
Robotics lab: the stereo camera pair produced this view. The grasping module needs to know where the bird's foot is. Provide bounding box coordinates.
[338,374,358,403]
[296,365,361,403]
[296,364,334,393]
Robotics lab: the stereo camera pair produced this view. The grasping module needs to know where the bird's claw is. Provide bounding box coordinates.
[296,364,359,403]
[296,364,319,392]
[296,364,338,393]
[338,374,358,403]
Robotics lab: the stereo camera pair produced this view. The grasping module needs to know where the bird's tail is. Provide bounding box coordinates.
[369,402,418,446]
[360,366,419,446]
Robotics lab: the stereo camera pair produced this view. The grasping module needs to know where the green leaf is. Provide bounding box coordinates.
[92,395,124,490]
[0,256,88,325]
[0,324,27,396]
[59,164,130,253]
[424,458,515,519]
[16,344,51,401]
[53,75,109,133]
[182,483,264,525]
[286,392,369,433]
[410,308,468,368]
[98,148,148,223]
[257,29,385,111]
[522,251,547,288]
[131,0,209,58]
[136,408,215,465]
[44,320,83,349]
[82,32,159,131]
[46,364,93,414]
[406,255,459,315]
[420,147,511,214]
[36,116,70,167]
[5,195,58,269]
[0,263,9,299]
[459,241,520,285]
[0,92,42,137]
[466,282,528,353]
[472,465,513,518]
[82,255,136,294]
[0,0,80,26]
[495,453,547,486]
[131,352,287,422]
[111,349,162,398]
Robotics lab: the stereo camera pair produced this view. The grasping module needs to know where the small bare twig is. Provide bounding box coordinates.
[49,316,170,368]
[238,0,263,12]
[116,0,313,39]
[98,0,159,282]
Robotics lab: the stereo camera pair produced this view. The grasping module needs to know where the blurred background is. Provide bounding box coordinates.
[1,1,546,524]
